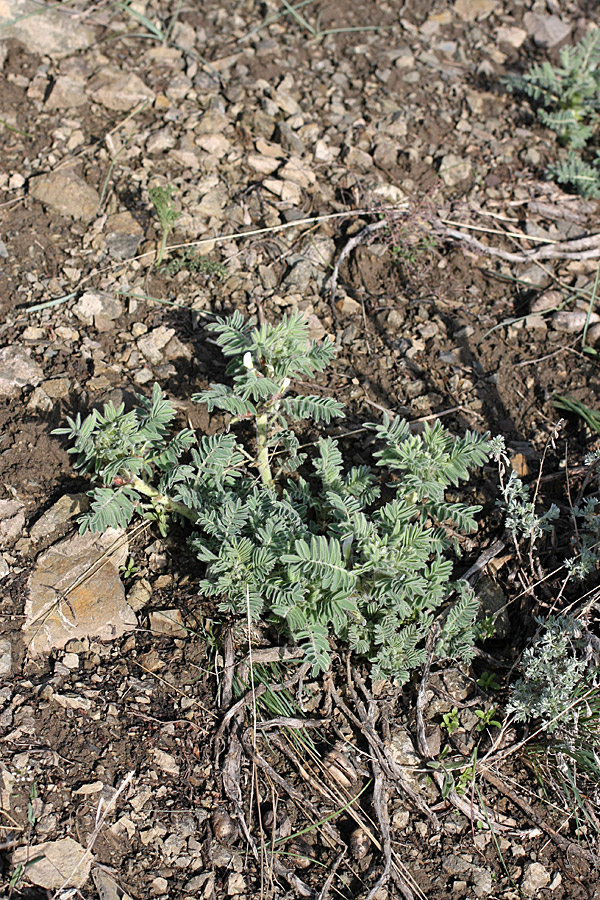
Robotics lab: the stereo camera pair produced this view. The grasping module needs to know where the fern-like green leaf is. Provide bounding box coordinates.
[280,395,345,424]
[283,536,356,594]
[80,487,137,533]
[547,152,600,198]
[295,623,331,675]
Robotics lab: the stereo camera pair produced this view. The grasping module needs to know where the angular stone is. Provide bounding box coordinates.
[45,75,87,109]
[26,387,53,414]
[343,146,373,172]
[169,149,200,169]
[137,326,176,365]
[24,529,134,656]
[12,837,92,889]
[521,862,551,895]
[247,154,280,176]
[92,868,133,900]
[104,211,144,261]
[473,866,494,897]
[195,187,227,217]
[149,609,187,638]
[87,68,154,111]
[454,0,498,21]
[195,133,231,158]
[41,377,70,399]
[0,639,11,676]
[196,109,229,134]
[146,128,176,154]
[336,297,362,317]
[30,493,89,543]
[278,158,316,188]
[271,89,300,117]
[523,13,571,48]
[0,0,95,57]
[439,154,472,186]
[283,259,316,293]
[0,347,43,397]
[227,873,246,895]
[389,728,420,787]
[151,748,180,777]
[29,170,100,222]
[127,578,152,612]
[73,291,124,327]
[496,25,528,48]
[442,854,471,875]
[0,499,26,543]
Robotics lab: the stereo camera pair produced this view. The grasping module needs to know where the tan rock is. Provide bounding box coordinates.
[439,154,472,187]
[149,609,187,638]
[151,748,180,776]
[45,75,87,109]
[30,493,88,542]
[87,68,154,111]
[496,25,528,48]
[247,154,280,175]
[29,170,99,222]
[0,347,43,397]
[195,133,231,158]
[454,0,498,21]
[0,0,95,57]
[278,157,316,188]
[255,138,285,159]
[12,837,92,890]
[24,529,135,656]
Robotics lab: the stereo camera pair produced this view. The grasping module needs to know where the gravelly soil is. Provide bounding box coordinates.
[1,1,600,898]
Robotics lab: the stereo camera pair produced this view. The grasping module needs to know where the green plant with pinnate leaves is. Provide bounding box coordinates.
[54,312,490,680]
[506,29,600,197]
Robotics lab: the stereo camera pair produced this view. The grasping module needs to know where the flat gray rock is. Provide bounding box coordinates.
[523,13,571,48]
[0,347,43,398]
[0,0,95,57]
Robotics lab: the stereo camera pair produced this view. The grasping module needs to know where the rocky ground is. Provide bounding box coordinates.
[1,0,600,898]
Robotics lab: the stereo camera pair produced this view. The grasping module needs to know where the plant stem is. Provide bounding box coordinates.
[129,474,196,522]
[255,412,273,486]
[156,229,169,267]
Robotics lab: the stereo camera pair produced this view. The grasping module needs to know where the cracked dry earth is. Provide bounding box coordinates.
[1,0,600,898]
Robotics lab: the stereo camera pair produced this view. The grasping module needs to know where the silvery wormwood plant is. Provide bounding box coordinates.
[54,311,491,680]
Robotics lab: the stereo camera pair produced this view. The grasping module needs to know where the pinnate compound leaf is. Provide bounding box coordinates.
[79,487,137,533]
[283,536,356,594]
[295,623,331,675]
[280,395,344,424]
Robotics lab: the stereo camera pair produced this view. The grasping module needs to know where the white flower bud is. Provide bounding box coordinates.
[243,351,254,370]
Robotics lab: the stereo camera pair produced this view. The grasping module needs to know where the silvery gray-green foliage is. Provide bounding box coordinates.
[491,437,600,579]
[507,616,600,733]
[506,29,600,197]
[489,436,559,544]
[55,312,490,680]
